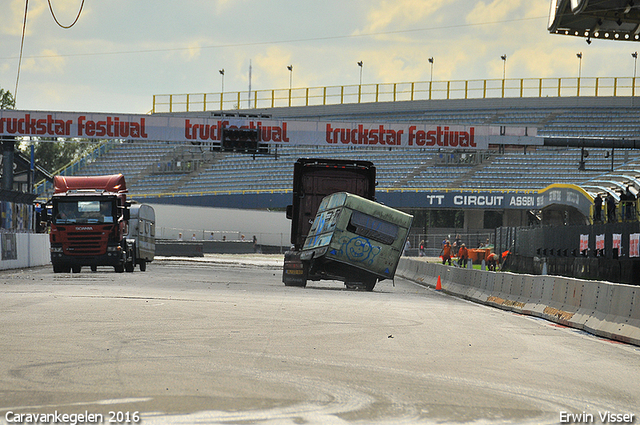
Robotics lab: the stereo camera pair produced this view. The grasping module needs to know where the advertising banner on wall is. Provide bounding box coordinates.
[631,233,640,258]
[0,110,539,149]
[580,234,589,253]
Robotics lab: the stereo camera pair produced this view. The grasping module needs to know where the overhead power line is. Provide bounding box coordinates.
[48,0,86,29]
[1,15,547,61]
[14,0,29,103]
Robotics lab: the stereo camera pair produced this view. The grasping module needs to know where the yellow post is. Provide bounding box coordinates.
[186,94,190,112]
[520,79,523,98]
[411,82,414,101]
[614,77,618,96]
[393,83,396,102]
[271,90,275,108]
[323,87,327,105]
[465,80,468,99]
[341,86,344,104]
[558,78,561,97]
[203,93,207,112]
[446,81,450,99]
[306,87,309,106]
[220,92,223,110]
[376,84,379,102]
[483,80,487,99]
[595,78,599,97]
[152,95,156,113]
[539,78,542,98]
[169,95,173,113]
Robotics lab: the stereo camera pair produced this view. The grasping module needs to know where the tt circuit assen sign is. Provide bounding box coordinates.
[0,110,539,149]
[381,184,593,217]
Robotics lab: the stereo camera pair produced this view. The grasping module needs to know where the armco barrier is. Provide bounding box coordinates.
[396,258,640,346]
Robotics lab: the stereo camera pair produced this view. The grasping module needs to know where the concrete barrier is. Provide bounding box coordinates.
[396,258,640,347]
[156,241,204,257]
[0,233,50,271]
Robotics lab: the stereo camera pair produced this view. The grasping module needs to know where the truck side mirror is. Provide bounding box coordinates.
[286,205,293,219]
[123,207,130,221]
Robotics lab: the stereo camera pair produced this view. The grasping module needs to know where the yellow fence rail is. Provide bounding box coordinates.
[152,76,640,114]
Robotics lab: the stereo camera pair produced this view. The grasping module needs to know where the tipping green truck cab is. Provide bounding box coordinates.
[283,158,377,288]
[299,192,413,291]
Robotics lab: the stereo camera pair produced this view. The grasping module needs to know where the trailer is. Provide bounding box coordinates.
[125,204,155,272]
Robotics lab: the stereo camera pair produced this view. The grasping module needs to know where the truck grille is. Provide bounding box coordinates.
[65,231,107,255]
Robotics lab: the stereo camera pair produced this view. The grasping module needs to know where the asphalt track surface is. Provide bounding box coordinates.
[0,255,639,425]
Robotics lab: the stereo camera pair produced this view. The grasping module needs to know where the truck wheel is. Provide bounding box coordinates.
[91,265,97,272]
[283,280,307,288]
[139,260,147,272]
[125,262,134,272]
[53,265,63,273]
[364,278,377,292]
[72,266,82,274]
[114,264,125,273]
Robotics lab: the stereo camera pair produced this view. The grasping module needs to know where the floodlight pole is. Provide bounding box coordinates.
[633,52,638,96]
[501,54,507,80]
[428,57,434,83]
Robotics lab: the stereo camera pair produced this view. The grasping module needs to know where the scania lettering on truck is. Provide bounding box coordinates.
[282,158,376,288]
[48,174,137,273]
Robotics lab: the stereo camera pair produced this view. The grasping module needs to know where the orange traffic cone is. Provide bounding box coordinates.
[436,275,442,291]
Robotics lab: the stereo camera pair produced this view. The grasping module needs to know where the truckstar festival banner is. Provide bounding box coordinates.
[0,110,539,149]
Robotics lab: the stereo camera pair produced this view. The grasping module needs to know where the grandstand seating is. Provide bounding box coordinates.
[42,99,640,202]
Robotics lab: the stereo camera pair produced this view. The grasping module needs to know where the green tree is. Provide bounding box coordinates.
[0,87,16,109]
[18,140,99,174]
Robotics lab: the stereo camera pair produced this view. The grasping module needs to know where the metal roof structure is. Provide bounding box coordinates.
[548,0,640,42]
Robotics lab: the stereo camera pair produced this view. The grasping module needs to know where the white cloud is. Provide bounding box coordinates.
[361,0,455,33]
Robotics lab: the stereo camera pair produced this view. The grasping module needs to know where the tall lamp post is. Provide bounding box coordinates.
[357,61,363,103]
[287,65,293,106]
[633,52,638,96]
[428,57,434,83]
[219,69,224,110]
[577,52,583,96]
[500,55,507,98]
[577,52,583,78]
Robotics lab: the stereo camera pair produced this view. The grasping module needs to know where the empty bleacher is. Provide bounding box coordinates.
[42,98,640,202]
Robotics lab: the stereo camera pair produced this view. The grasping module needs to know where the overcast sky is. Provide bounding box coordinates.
[1,0,638,114]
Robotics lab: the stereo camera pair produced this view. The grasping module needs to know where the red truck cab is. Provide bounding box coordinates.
[48,174,131,273]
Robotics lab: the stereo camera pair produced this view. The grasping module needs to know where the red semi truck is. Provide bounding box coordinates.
[48,174,136,273]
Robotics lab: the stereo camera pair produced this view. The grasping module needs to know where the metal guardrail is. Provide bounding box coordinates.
[152,76,640,113]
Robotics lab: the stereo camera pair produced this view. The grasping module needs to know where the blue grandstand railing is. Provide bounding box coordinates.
[152,76,640,113]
